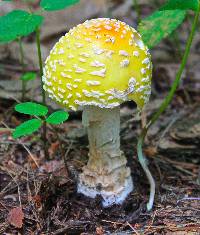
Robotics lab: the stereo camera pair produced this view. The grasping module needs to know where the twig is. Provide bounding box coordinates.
[64,141,77,181]
[6,171,22,207]
[156,156,196,176]
[126,222,140,235]
[0,201,10,211]
[102,219,123,225]
[26,165,32,202]
[177,197,200,203]
[0,128,14,133]
[50,220,90,235]
[156,155,198,170]
[0,169,22,195]
[0,141,30,145]
[156,113,180,148]
[173,165,196,176]
[1,121,39,168]
[21,142,39,168]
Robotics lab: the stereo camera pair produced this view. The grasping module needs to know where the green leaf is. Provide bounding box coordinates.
[160,0,198,12]
[138,10,186,48]
[15,102,48,116]
[40,0,79,11]
[0,10,43,43]
[46,111,69,125]
[12,119,42,139]
[20,72,36,81]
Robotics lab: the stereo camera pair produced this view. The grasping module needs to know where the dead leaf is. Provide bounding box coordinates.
[11,116,21,126]
[40,160,63,173]
[144,146,158,158]
[7,207,24,228]
[32,195,42,212]
[48,141,60,156]
[96,226,104,235]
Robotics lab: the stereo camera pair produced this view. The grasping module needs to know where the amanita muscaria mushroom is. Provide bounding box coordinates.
[43,18,152,207]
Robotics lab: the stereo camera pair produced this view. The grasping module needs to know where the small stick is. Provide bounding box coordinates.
[1,121,39,168]
[6,171,22,207]
[177,197,200,203]
[126,221,140,235]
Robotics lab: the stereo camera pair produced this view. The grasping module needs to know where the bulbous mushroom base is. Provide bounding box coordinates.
[78,162,133,207]
[77,106,133,207]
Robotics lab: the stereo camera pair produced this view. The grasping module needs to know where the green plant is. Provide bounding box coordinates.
[40,0,79,11]
[0,10,43,100]
[160,0,199,11]
[20,72,36,82]
[2,0,199,209]
[0,0,80,102]
[138,10,186,48]
[0,10,43,43]
[0,0,80,157]
[137,0,200,211]
[20,71,37,100]
[13,102,69,139]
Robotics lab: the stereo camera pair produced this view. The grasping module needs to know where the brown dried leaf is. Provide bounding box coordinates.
[144,146,158,158]
[7,207,24,228]
[40,160,63,173]
[96,226,104,235]
[32,195,43,211]
[48,141,60,156]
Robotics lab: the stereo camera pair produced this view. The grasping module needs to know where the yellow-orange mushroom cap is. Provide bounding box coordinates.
[43,18,152,111]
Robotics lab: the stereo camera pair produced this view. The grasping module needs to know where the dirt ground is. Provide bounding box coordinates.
[0,0,200,234]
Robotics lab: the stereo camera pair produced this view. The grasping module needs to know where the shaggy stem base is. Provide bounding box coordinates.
[78,106,133,207]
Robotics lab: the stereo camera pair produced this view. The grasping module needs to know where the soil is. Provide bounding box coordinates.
[0,98,200,234]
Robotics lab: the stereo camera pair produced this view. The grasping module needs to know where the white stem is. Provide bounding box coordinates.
[78,106,133,207]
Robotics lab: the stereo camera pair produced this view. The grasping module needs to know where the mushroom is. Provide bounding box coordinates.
[43,18,152,207]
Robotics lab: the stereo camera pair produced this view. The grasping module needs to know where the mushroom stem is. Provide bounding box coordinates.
[78,106,133,207]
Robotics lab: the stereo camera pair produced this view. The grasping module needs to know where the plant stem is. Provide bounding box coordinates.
[19,38,26,101]
[0,127,14,131]
[132,0,141,23]
[36,27,46,104]
[36,27,48,159]
[137,3,200,211]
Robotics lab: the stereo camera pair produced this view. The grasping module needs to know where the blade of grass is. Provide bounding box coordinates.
[137,1,200,211]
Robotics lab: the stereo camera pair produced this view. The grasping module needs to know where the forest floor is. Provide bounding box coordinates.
[0,0,200,234]
[0,98,200,234]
